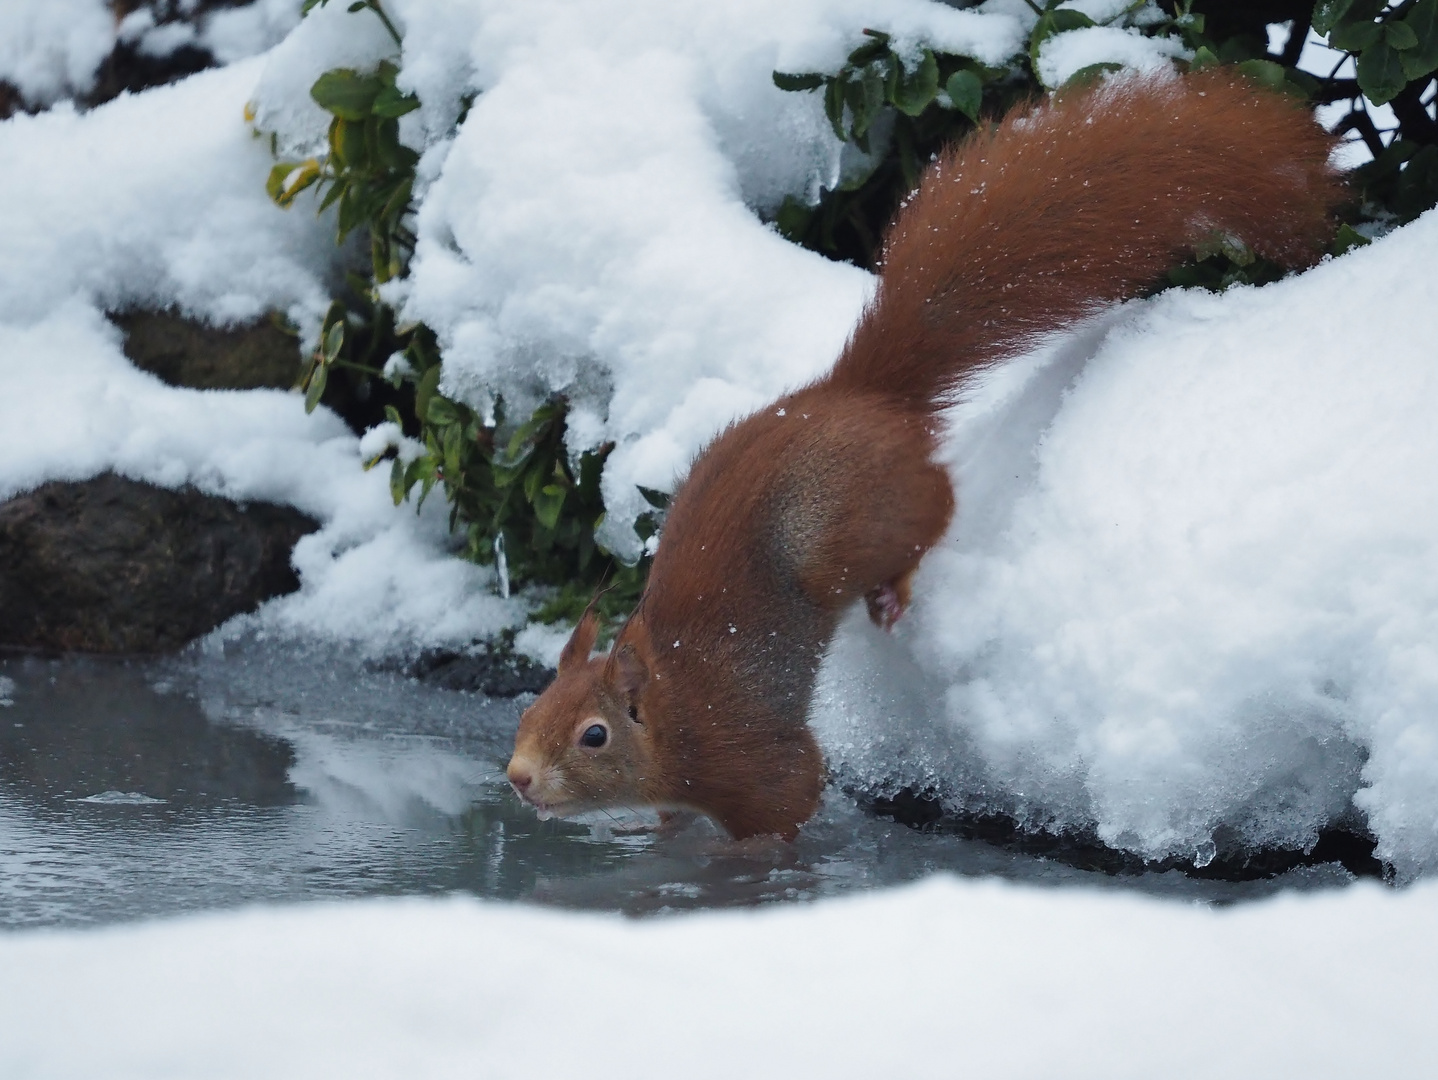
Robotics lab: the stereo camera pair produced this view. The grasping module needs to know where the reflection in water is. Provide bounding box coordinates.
[0,641,1356,929]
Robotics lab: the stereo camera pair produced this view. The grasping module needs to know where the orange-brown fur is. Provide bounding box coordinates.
[507,70,1343,840]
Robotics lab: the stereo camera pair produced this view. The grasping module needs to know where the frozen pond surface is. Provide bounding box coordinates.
[0,640,1358,929]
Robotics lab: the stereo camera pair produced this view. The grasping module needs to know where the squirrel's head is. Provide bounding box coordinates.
[506,608,657,819]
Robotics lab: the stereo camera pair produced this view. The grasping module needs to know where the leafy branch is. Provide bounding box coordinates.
[261,0,660,623]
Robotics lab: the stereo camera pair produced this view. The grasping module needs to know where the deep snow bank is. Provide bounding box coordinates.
[1,877,1435,1079]
[814,208,1438,879]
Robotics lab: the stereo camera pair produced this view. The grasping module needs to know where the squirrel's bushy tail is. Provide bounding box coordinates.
[826,69,1344,407]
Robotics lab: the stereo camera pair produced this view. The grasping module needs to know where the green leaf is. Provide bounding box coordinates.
[415,468,437,511]
[373,117,411,170]
[389,455,408,505]
[1393,143,1438,222]
[335,187,363,241]
[427,395,461,426]
[637,485,672,510]
[853,65,886,137]
[1235,58,1289,92]
[772,71,825,92]
[944,69,983,122]
[321,319,344,363]
[1173,11,1204,34]
[414,361,441,425]
[311,69,383,120]
[1312,0,1357,35]
[334,117,370,170]
[317,176,347,214]
[373,83,421,117]
[893,48,939,116]
[378,175,414,225]
[1329,20,1383,52]
[265,160,321,207]
[532,484,567,530]
[264,162,297,203]
[882,52,901,102]
[522,459,546,503]
[491,457,525,488]
[442,421,463,480]
[1189,44,1220,70]
[1400,0,1438,79]
[1386,21,1419,51]
[823,78,847,141]
[1331,223,1371,255]
[847,29,891,67]
[1356,41,1409,104]
[1064,61,1124,88]
[774,194,814,243]
[304,360,328,413]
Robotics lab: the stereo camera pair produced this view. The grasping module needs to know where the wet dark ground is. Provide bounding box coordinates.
[0,639,1360,929]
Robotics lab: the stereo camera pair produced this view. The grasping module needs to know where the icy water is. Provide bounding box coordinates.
[0,641,1355,928]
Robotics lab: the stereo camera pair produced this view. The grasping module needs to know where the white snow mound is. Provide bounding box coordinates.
[814,210,1438,879]
[1,878,1436,1079]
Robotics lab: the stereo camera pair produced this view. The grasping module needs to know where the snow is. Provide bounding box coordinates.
[1036,25,1189,89]
[814,209,1438,879]
[1,876,1436,1078]
[0,0,114,105]
[201,0,306,66]
[72,791,167,805]
[0,62,332,327]
[0,0,303,109]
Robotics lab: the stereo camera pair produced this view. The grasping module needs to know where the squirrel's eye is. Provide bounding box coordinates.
[579,724,608,748]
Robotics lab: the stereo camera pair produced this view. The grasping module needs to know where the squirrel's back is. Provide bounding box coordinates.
[829,68,1342,408]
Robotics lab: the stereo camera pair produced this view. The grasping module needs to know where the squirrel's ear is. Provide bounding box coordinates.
[613,642,650,701]
[558,609,600,673]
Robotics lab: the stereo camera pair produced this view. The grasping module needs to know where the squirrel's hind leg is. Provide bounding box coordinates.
[865,571,913,630]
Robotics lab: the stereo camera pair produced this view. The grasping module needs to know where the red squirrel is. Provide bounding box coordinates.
[505,70,1342,840]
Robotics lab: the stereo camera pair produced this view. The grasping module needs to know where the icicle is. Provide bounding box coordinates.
[494,532,510,599]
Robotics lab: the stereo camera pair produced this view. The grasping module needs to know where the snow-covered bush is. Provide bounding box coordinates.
[254,0,1206,620]
[255,1,1438,623]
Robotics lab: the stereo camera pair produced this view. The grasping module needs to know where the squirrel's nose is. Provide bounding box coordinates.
[507,763,533,794]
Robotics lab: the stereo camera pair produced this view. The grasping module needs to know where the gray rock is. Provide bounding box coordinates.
[112,309,302,391]
[0,474,319,654]
[401,646,555,697]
